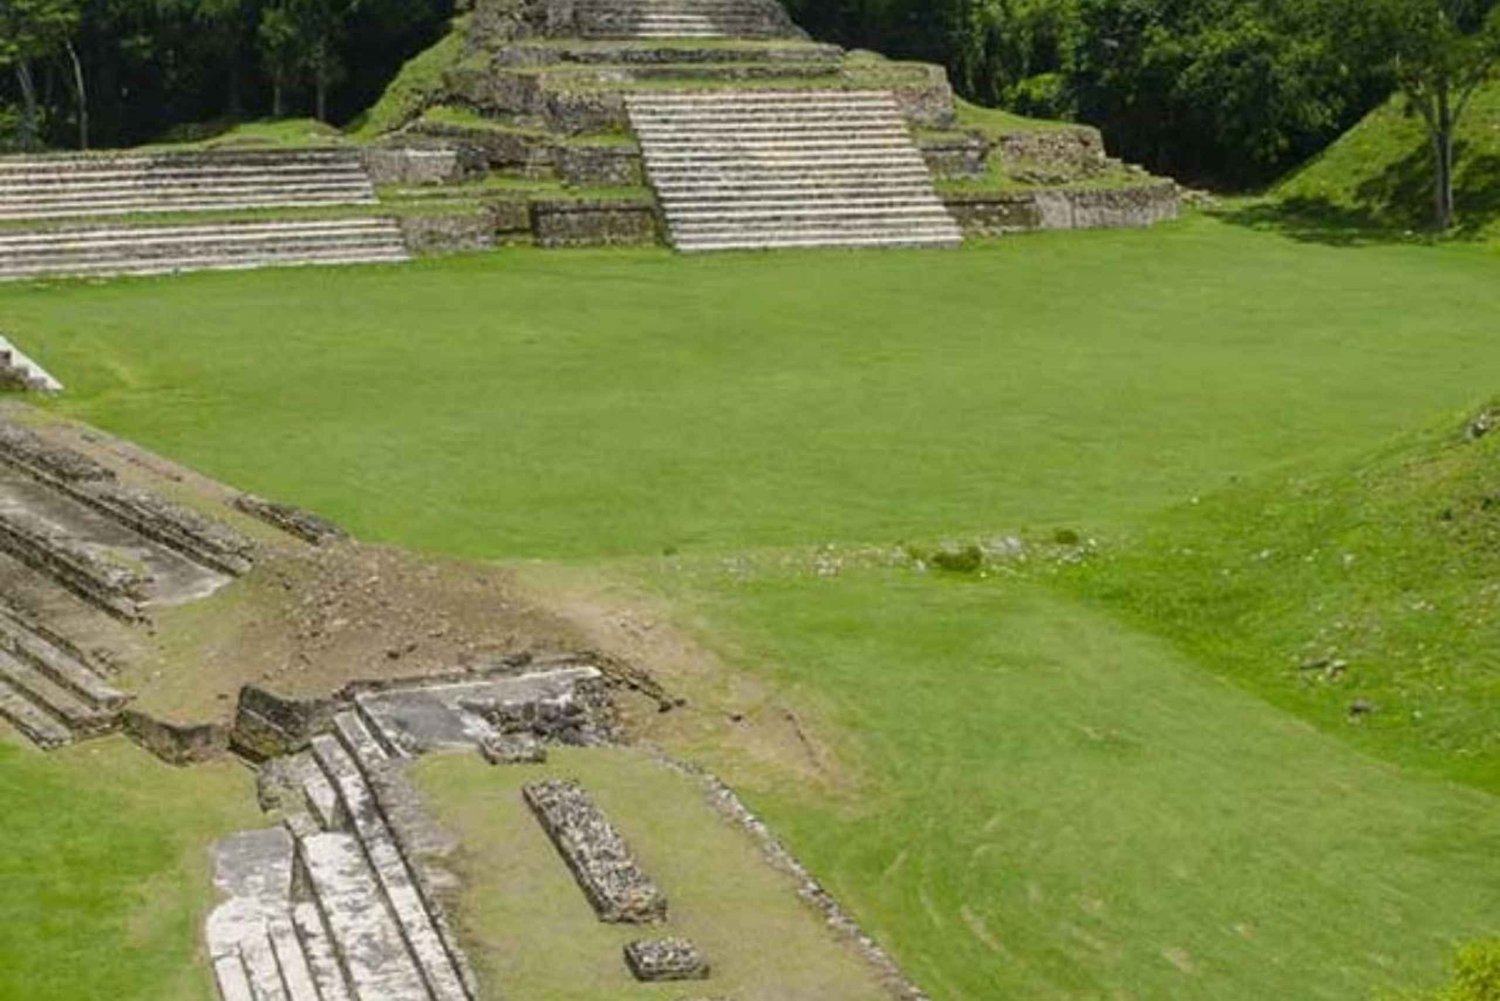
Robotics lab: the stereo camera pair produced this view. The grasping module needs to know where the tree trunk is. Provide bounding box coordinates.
[15,61,40,151]
[272,81,284,119]
[315,67,328,123]
[1433,88,1456,231]
[65,39,89,150]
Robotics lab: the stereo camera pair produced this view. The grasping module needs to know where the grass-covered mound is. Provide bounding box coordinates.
[1274,82,1500,238]
[1067,403,1500,793]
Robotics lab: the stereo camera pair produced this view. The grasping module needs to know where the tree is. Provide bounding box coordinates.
[257,1,302,117]
[0,0,82,149]
[1361,0,1500,229]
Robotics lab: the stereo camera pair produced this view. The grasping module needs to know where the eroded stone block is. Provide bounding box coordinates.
[523,778,666,923]
[623,937,710,982]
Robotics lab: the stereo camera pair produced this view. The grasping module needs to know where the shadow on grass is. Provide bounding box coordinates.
[1217,139,1500,247]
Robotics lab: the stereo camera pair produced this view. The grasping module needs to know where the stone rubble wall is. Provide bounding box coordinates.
[555,143,643,186]
[531,198,660,247]
[523,778,668,923]
[398,212,501,255]
[363,145,484,186]
[623,937,710,982]
[233,494,347,547]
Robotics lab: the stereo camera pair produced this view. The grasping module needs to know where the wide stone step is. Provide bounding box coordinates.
[312,722,470,1001]
[0,219,402,252]
[0,675,73,747]
[298,832,432,1001]
[0,247,410,282]
[664,197,952,216]
[0,648,115,735]
[676,230,961,252]
[0,609,127,708]
[293,901,356,1001]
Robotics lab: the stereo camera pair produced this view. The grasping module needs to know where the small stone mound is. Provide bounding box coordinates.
[235,493,348,546]
[523,777,668,923]
[479,731,547,764]
[623,937,711,981]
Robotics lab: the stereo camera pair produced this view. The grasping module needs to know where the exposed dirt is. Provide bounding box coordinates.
[0,403,845,803]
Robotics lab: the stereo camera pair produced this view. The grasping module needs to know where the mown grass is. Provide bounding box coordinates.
[0,735,260,1001]
[415,747,888,1001]
[4,215,1500,561]
[1064,406,1500,794]
[2,216,1499,998]
[635,565,1500,1001]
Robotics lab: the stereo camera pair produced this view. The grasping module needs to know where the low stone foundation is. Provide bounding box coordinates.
[121,709,229,764]
[0,507,148,620]
[944,181,1180,236]
[398,212,499,256]
[363,145,481,186]
[531,199,660,248]
[624,938,710,982]
[555,144,642,187]
[233,494,347,546]
[523,778,668,923]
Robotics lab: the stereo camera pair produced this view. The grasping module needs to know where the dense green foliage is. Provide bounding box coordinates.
[786,0,1500,187]
[1403,940,1500,1000]
[0,0,453,149]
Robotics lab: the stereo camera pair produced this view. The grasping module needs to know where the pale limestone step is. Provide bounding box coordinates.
[293,902,356,1001]
[677,231,961,252]
[0,611,126,708]
[240,925,293,1001]
[0,675,72,747]
[267,914,323,1001]
[0,648,115,735]
[312,725,470,1001]
[213,954,257,1001]
[298,832,431,1001]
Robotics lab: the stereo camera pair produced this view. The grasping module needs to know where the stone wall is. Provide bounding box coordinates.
[406,120,555,175]
[555,144,641,187]
[996,127,1108,177]
[919,135,987,180]
[945,181,1180,236]
[362,146,482,186]
[398,212,499,255]
[232,685,342,761]
[523,778,668,923]
[121,709,229,764]
[531,198,660,247]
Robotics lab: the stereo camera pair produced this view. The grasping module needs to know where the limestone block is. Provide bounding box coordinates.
[624,938,711,982]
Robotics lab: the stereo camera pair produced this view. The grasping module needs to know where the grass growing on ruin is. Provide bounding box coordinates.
[0,735,260,1001]
[414,747,888,1001]
[5,215,1500,561]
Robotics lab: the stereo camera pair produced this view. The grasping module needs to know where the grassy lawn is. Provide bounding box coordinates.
[636,566,1500,1001]
[2,215,1499,998]
[414,747,888,1001]
[3,215,1500,560]
[0,735,260,1001]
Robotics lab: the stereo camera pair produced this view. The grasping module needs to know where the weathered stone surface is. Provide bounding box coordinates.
[480,731,547,764]
[232,685,342,761]
[944,181,1179,236]
[524,777,667,923]
[121,709,227,764]
[362,146,481,185]
[233,494,347,546]
[398,212,499,256]
[623,937,710,982]
[0,505,148,619]
[919,133,988,180]
[555,143,642,186]
[0,421,113,483]
[0,335,63,393]
[531,198,659,247]
[406,120,556,173]
[996,127,1108,179]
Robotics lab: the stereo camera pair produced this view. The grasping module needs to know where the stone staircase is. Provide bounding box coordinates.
[573,0,799,39]
[0,150,376,221]
[627,90,963,251]
[0,218,410,282]
[210,709,476,1001]
[0,603,128,749]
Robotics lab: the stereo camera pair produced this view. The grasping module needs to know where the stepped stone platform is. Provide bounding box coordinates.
[559,0,801,39]
[628,89,961,251]
[0,600,127,748]
[0,149,376,221]
[213,708,478,1001]
[0,218,410,282]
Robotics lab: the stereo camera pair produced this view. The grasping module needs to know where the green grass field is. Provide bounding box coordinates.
[2,214,1499,999]
[415,747,889,1001]
[0,736,259,1001]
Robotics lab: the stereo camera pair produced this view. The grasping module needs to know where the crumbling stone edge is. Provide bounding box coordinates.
[643,746,931,1001]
